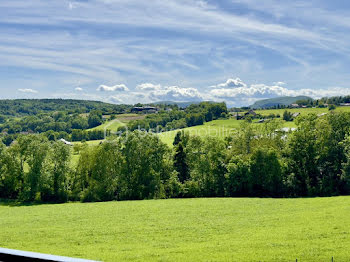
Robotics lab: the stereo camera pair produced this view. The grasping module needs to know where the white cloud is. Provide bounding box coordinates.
[212,78,247,88]
[149,85,203,102]
[97,84,129,92]
[18,88,38,93]
[210,78,350,106]
[210,78,295,101]
[273,81,286,86]
[136,83,161,91]
[75,87,83,91]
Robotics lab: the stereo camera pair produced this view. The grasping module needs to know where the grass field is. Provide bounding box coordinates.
[0,197,349,261]
[158,119,241,146]
[89,113,143,132]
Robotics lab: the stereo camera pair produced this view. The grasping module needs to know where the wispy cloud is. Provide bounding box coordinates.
[18,88,38,93]
[1,0,350,105]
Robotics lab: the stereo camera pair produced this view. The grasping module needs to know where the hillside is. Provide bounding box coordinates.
[250,96,312,109]
[0,99,131,117]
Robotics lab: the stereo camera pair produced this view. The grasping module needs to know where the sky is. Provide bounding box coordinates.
[1,0,350,107]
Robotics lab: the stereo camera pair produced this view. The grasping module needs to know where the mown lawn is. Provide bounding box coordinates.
[0,197,349,261]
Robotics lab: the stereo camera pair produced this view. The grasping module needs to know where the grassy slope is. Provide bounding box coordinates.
[71,114,144,147]
[0,197,349,261]
[88,113,142,132]
[159,119,241,146]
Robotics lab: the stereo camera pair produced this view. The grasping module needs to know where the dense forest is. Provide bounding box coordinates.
[0,99,130,116]
[0,99,132,144]
[1,111,350,203]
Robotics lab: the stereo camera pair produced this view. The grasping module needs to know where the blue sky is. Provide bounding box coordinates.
[1,0,350,106]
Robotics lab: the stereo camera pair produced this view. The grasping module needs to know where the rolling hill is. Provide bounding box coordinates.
[250,96,312,109]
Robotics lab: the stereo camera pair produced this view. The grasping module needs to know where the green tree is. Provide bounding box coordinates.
[0,142,21,199]
[286,114,319,196]
[283,110,293,121]
[186,136,227,197]
[47,141,71,202]
[225,156,250,197]
[249,149,282,197]
[173,131,189,183]
[118,131,170,200]
[82,141,123,202]
[88,110,103,128]
[17,135,50,201]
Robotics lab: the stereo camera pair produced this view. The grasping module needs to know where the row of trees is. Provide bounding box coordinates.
[1,111,350,202]
[71,129,106,142]
[296,96,350,107]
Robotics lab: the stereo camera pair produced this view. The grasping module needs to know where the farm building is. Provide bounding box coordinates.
[131,106,159,114]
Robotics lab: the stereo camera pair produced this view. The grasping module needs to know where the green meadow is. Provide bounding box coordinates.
[158,118,241,146]
[1,197,349,261]
[88,113,143,132]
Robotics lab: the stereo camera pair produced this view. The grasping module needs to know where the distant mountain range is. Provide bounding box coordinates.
[250,96,312,109]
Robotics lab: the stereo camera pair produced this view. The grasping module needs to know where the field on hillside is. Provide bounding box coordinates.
[71,114,144,147]
[158,119,241,146]
[89,114,144,132]
[74,106,350,147]
[0,197,349,261]
[255,105,350,116]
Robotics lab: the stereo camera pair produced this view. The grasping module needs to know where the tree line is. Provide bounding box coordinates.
[1,111,350,203]
[0,99,130,117]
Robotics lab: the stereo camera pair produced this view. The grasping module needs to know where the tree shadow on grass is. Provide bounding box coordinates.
[0,199,66,207]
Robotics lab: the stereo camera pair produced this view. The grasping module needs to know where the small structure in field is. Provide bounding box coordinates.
[243,110,256,118]
[279,127,297,132]
[59,138,72,146]
[292,112,300,118]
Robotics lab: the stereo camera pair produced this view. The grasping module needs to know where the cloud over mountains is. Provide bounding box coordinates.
[97,84,129,92]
